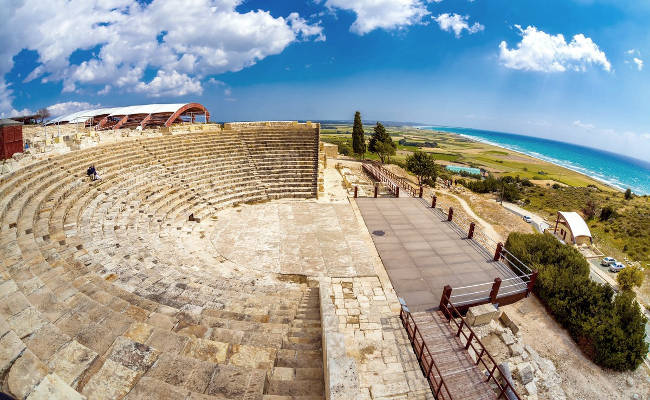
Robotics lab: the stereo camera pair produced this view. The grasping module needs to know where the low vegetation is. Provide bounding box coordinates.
[505,233,648,371]
[456,175,531,202]
[405,151,437,188]
[519,185,650,266]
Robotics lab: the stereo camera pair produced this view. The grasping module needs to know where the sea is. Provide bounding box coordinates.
[420,126,650,195]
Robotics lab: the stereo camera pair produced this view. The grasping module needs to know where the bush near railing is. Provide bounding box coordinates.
[505,232,648,371]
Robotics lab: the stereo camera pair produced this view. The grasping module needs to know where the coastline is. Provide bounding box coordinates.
[416,127,633,193]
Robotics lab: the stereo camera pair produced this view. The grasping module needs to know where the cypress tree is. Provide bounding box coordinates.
[352,111,366,157]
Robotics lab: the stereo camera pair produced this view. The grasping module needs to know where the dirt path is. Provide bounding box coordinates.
[441,190,502,242]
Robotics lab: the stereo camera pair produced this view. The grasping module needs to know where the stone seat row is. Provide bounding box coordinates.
[0,127,324,399]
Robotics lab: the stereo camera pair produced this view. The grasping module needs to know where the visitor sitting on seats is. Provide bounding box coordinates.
[86,165,99,181]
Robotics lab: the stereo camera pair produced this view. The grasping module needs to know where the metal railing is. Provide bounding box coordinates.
[439,293,522,400]
[400,304,455,400]
[425,195,537,307]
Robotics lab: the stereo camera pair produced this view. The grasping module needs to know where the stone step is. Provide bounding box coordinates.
[265,379,324,397]
[275,350,322,369]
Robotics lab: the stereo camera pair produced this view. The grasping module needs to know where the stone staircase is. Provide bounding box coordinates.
[0,128,322,399]
[264,287,324,400]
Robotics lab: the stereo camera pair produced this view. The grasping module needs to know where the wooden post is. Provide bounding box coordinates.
[494,242,503,262]
[419,186,423,198]
[468,222,475,239]
[374,184,378,198]
[354,186,358,198]
[439,285,452,318]
[447,207,454,221]
[396,186,400,198]
[431,195,437,208]
[489,278,502,304]
[526,270,538,296]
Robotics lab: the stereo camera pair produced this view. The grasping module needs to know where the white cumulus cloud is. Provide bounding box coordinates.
[0,0,324,115]
[499,26,611,73]
[323,0,430,35]
[47,101,101,117]
[134,70,203,98]
[572,120,595,130]
[625,49,643,71]
[434,13,484,38]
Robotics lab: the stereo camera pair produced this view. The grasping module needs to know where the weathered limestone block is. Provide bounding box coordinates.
[228,344,276,369]
[183,338,228,364]
[509,342,524,357]
[0,330,26,374]
[8,349,49,399]
[144,353,215,393]
[499,329,516,346]
[499,311,519,335]
[466,304,499,326]
[515,362,534,385]
[7,306,47,338]
[525,381,537,396]
[81,358,140,399]
[48,340,98,385]
[27,373,85,400]
[124,377,190,400]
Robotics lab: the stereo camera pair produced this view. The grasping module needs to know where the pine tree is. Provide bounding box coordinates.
[406,151,437,188]
[368,122,395,163]
[352,111,365,157]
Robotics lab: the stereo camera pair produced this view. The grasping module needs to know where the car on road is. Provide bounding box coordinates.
[609,262,626,272]
[601,257,617,266]
[523,216,533,223]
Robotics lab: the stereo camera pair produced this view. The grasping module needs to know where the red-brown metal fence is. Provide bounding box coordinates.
[439,291,522,400]
[399,305,455,400]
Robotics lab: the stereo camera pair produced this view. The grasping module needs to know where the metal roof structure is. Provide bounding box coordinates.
[0,119,23,127]
[557,211,592,238]
[47,103,209,130]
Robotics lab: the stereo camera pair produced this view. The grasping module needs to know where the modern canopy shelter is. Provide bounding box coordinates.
[553,211,593,245]
[47,103,210,130]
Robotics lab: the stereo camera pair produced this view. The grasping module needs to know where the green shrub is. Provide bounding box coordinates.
[338,142,352,156]
[505,233,648,371]
[599,205,616,221]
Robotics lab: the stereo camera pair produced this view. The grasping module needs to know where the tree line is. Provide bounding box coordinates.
[352,111,437,187]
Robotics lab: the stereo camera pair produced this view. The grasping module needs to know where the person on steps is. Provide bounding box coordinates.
[86,165,99,181]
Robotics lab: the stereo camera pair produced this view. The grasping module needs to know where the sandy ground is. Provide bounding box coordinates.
[501,297,650,400]
[333,157,650,399]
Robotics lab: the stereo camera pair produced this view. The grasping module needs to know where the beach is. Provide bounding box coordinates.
[421,126,650,195]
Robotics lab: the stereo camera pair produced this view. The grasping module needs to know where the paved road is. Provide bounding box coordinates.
[501,201,550,233]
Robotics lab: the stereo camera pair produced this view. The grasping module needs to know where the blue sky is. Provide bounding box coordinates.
[1,0,649,160]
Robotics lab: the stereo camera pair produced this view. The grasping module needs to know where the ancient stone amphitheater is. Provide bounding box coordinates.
[0,122,431,400]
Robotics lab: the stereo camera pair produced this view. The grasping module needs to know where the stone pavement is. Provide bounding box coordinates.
[356,197,520,312]
[208,200,377,277]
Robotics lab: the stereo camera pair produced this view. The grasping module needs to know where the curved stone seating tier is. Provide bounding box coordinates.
[0,128,324,399]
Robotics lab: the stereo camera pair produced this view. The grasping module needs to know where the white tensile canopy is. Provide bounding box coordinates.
[48,104,187,125]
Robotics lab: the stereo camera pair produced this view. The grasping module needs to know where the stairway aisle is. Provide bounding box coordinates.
[264,287,325,400]
[411,311,497,400]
